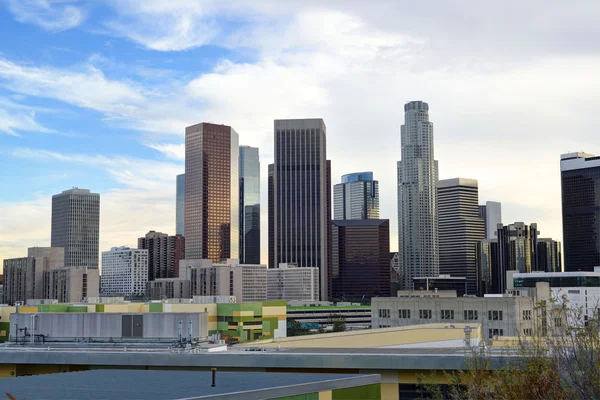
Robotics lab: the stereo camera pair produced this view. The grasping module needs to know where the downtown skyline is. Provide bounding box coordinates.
[1,1,599,266]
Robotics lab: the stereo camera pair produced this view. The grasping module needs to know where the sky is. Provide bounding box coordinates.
[1,0,600,268]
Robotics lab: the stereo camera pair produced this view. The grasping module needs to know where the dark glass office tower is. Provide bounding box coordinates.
[496,222,539,293]
[537,238,562,273]
[239,146,260,264]
[438,178,484,294]
[176,174,185,235]
[268,164,274,269]
[271,119,331,300]
[331,219,390,299]
[51,188,100,268]
[184,123,239,261]
[561,152,600,272]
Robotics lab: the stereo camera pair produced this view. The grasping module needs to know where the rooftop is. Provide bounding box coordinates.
[0,370,379,400]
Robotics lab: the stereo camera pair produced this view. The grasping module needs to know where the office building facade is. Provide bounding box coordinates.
[138,231,185,280]
[478,201,502,240]
[43,265,99,303]
[178,259,267,303]
[2,247,65,305]
[397,101,439,290]
[372,282,552,339]
[184,123,239,261]
[331,219,391,299]
[496,222,539,294]
[51,188,100,268]
[268,164,275,269]
[561,152,600,272]
[267,263,319,302]
[476,239,499,296]
[101,247,149,297]
[239,146,260,264]
[333,172,379,220]
[438,178,485,294]
[537,238,562,273]
[176,174,185,235]
[271,119,331,300]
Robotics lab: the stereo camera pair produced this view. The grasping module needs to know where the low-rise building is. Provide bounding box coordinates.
[267,263,319,301]
[3,247,65,305]
[43,265,99,303]
[147,278,190,300]
[101,247,149,297]
[287,305,371,330]
[372,282,552,339]
[0,299,286,343]
[512,268,600,323]
[150,259,267,302]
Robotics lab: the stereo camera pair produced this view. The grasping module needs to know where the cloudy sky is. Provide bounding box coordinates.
[1,0,599,267]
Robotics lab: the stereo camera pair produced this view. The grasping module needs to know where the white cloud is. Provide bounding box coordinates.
[6,0,85,32]
[146,143,184,161]
[0,107,55,136]
[0,58,145,116]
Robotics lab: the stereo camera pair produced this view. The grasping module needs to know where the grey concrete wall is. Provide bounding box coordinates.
[10,312,208,340]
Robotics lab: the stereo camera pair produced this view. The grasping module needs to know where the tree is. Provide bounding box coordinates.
[287,319,310,337]
[329,314,346,333]
[441,295,600,400]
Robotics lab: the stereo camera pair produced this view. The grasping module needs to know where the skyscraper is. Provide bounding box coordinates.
[561,152,600,272]
[397,101,439,290]
[268,163,274,269]
[138,231,185,280]
[184,123,239,261]
[478,201,502,240]
[476,239,499,296]
[537,238,562,273]
[271,119,331,300]
[333,172,379,220]
[51,188,100,268]
[239,146,260,264]
[496,222,539,293]
[176,174,185,236]
[438,178,485,294]
[331,219,391,299]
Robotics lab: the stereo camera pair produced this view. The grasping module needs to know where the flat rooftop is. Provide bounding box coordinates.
[0,370,379,400]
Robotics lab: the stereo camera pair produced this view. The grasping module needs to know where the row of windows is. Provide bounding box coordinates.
[379,308,500,321]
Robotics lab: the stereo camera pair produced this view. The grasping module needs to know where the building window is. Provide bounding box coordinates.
[419,309,432,319]
[441,310,454,320]
[464,310,478,320]
[523,328,532,336]
[399,309,411,319]
[488,310,503,321]
[488,328,504,338]
[523,310,532,320]
[379,309,390,318]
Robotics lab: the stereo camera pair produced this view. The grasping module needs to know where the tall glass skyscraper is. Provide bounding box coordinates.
[239,146,260,264]
[333,172,379,220]
[561,152,600,271]
[397,101,439,290]
[176,173,185,236]
[270,119,331,300]
[51,188,100,268]
[184,123,239,262]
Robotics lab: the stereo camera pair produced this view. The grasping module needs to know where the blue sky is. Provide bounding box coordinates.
[1,0,600,264]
